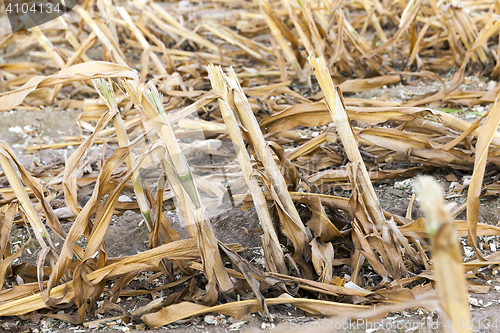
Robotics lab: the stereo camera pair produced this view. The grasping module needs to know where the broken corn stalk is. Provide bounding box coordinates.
[0,145,49,248]
[308,54,386,230]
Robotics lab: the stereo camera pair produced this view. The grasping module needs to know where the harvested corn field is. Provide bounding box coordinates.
[2,0,500,332]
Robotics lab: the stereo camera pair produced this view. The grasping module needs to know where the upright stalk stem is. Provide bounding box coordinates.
[93,79,153,231]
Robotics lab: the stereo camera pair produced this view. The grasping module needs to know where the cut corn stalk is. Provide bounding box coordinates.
[222,66,312,276]
[117,7,167,78]
[143,84,200,208]
[415,177,471,333]
[76,7,129,67]
[92,78,153,231]
[207,64,287,274]
[260,1,305,81]
[121,79,233,295]
[308,54,385,230]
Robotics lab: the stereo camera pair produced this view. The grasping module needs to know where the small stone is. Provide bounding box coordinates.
[394,178,413,190]
[229,321,247,331]
[204,315,217,325]
[118,195,133,202]
[463,176,472,187]
[446,174,458,182]
[469,297,479,306]
[464,246,474,258]
[487,81,497,91]
[40,319,51,329]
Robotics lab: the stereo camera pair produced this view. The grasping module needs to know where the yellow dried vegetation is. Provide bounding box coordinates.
[1,0,500,329]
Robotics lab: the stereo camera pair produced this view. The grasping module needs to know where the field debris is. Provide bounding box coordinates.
[2,0,500,330]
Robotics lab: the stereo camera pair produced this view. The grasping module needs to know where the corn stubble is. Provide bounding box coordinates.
[1,0,500,329]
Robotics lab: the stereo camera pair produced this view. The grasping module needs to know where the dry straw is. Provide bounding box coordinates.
[1,0,500,328]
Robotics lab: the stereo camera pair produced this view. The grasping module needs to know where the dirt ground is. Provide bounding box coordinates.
[2,78,500,332]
